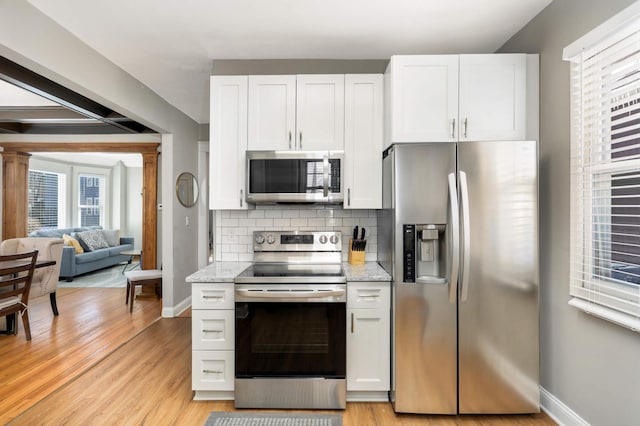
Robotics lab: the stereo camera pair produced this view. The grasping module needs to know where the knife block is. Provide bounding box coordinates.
[348,239,366,265]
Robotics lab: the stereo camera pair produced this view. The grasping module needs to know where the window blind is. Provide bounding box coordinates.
[567,16,640,331]
[28,170,65,233]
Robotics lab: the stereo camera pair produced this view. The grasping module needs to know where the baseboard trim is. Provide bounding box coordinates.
[540,386,589,426]
[162,295,192,318]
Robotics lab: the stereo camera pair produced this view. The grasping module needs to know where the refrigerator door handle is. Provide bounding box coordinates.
[447,172,460,303]
[459,170,471,302]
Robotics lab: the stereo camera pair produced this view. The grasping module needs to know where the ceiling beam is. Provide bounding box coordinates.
[0,142,160,154]
[0,56,154,134]
[0,122,23,133]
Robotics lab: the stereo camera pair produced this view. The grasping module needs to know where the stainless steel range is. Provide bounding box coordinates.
[233,230,346,410]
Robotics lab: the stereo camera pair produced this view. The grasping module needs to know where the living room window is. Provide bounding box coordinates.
[78,173,105,227]
[564,7,640,331]
[27,169,66,233]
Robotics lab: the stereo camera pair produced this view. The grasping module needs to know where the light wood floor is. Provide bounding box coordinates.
[2,287,556,425]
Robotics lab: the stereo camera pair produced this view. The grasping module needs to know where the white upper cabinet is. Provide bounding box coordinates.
[344,74,383,209]
[386,55,459,143]
[247,76,296,150]
[296,75,345,151]
[248,75,345,151]
[385,54,528,146]
[458,54,526,141]
[209,76,251,210]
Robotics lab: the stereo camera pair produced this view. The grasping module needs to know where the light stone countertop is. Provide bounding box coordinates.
[186,260,391,283]
[185,261,251,283]
[342,261,392,282]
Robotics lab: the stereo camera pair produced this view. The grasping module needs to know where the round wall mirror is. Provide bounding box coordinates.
[176,172,199,207]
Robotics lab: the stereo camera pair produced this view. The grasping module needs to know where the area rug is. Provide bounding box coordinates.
[57,264,129,288]
[205,412,342,426]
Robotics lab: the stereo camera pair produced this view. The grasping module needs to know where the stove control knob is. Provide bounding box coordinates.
[255,235,265,245]
[319,235,328,244]
[329,235,339,244]
[266,234,276,244]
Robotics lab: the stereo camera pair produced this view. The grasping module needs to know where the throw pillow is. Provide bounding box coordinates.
[71,232,91,252]
[76,230,109,251]
[62,233,84,254]
[102,229,120,247]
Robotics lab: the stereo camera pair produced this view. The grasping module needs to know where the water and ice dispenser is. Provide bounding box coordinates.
[403,224,447,284]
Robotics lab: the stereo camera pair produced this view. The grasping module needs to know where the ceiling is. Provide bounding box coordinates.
[22,0,553,125]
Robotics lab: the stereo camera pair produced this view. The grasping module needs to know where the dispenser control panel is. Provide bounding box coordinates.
[403,224,415,282]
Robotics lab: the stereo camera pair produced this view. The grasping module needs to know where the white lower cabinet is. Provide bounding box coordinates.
[192,282,235,400]
[192,350,234,392]
[346,282,390,401]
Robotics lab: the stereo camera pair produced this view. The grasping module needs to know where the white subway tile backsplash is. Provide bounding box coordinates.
[247,210,265,219]
[221,218,239,227]
[273,218,291,227]
[256,218,274,227]
[325,218,342,227]
[299,210,318,218]
[281,210,300,219]
[264,210,282,218]
[290,218,308,227]
[307,218,325,227]
[221,253,239,261]
[221,235,239,244]
[238,218,256,227]
[215,206,378,262]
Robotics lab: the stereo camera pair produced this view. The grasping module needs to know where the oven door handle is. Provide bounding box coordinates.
[235,289,345,300]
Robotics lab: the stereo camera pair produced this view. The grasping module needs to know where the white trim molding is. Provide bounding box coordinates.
[162,295,192,318]
[563,0,640,60]
[540,387,589,426]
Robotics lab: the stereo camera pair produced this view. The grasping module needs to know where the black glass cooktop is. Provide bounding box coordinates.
[234,263,345,283]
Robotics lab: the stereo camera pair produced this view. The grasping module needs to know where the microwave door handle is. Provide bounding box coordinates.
[323,154,329,198]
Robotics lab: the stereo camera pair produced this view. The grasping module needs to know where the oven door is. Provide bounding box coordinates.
[235,284,346,379]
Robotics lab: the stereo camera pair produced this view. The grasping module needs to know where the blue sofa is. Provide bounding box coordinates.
[28,227,134,281]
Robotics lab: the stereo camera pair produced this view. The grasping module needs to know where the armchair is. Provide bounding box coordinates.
[0,238,64,315]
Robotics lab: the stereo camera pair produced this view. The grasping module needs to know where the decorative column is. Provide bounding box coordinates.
[141,150,158,270]
[2,150,31,239]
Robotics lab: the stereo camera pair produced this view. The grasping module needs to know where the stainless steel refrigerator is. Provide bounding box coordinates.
[378,142,539,414]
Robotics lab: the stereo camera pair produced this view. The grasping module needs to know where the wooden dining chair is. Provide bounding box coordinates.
[0,250,38,341]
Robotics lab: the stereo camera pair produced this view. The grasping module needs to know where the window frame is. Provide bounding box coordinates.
[564,3,640,331]
[77,172,107,228]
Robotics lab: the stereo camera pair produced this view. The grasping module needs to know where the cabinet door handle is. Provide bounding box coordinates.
[202,295,223,300]
[289,131,292,149]
[299,131,302,149]
[348,188,351,206]
[351,312,354,333]
[203,369,223,374]
[240,189,243,207]
[451,118,456,139]
[202,329,223,333]
[463,118,468,139]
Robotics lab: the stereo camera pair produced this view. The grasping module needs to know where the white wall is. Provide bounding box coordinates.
[0,1,200,316]
[126,167,143,250]
[499,1,640,425]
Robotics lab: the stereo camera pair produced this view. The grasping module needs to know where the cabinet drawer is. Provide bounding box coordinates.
[192,282,234,309]
[192,350,234,391]
[192,310,235,350]
[348,283,390,309]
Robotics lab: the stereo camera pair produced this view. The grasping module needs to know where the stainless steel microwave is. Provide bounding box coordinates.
[246,150,344,204]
